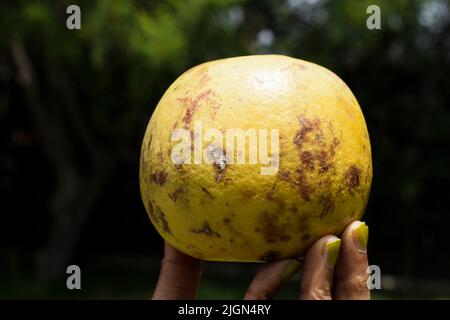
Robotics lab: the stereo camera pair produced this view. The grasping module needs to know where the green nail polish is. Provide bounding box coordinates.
[280,260,303,283]
[325,239,341,268]
[353,222,369,253]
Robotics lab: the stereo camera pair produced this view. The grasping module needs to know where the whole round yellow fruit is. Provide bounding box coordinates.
[140,55,372,262]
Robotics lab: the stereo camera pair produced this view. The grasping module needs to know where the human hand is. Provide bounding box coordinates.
[152,220,369,300]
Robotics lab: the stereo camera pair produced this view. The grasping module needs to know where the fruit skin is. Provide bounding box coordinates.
[140,55,372,262]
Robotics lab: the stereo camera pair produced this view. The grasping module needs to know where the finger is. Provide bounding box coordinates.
[299,235,341,300]
[152,242,203,300]
[334,221,370,300]
[244,259,303,300]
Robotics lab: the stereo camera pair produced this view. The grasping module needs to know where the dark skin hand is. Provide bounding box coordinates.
[153,220,369,300]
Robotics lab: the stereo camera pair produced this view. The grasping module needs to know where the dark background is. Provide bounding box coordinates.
[1,0,450,298]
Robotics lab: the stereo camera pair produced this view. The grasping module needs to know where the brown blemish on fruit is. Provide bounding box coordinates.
[157,151,163,162]
[345,165,361,191]
[259,211,285,243]
[301,151,315,171]
[242,189,256,198]
[261,250,281,262]
[294,116,320,148]
[301,234,311,241]
[156,206,171,234]
[280,235,292,242]
[279,169,291,181]
[295,169,313,201]
[150,170,168,186]
[223,214,248,242]
[229,238,234,243]
[300,150,332,174]
[198,73,211,87]
[317,150,331,174]
[330,137,340,156]
[191,221,221,237]
[147,134,153,152]
[200,186,214,200]
[168,187,185,202]
[266,183,277,200]
[319,195,334,219]
[180,90,212,128]
[147,201,158,223]
[296,63,307,70]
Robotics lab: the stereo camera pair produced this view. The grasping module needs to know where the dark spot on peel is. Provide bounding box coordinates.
[168,187,185,202]
[294,116,320,148]
[280,235,291,242]
[200,186,214,200]
[301,234,311,241]
[319,195,334,219]
[242,189,256,198]
[279,169,291,180]
[224,218,230,224]
[266,183,277,200]
[156,206,171,234]
[180,90,212,128]
[191,221,221,237]
[147,201,158,223]
[317,150,331,174]
[261,250,281,262]
[301,151,315,171]
[147,134,153,152]
[258,211,286,243]
[150,170,168,186]
[345,165,361,191]
[295,168,313,201]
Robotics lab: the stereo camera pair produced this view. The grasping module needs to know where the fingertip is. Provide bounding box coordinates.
[342,221,369,254]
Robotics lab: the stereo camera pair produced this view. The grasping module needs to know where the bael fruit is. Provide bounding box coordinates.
[139,55,372,262]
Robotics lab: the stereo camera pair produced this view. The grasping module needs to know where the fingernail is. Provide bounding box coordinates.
[352,222,369,254]
[280,259,303,283]
[324,238,341,268]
